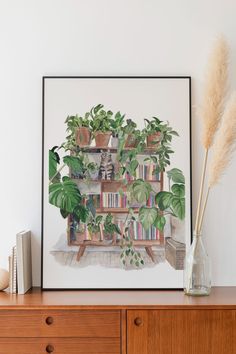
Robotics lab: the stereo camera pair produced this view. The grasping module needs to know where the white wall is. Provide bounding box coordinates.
[1,0,236,286]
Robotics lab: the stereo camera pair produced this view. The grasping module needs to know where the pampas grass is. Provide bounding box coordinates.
[208,92,236,187]
[198,92,236,230]
[195,36,229,234]
[201,36,229,150]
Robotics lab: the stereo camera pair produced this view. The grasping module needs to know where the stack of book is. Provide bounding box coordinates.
[101,193,127,208]
[125,164,160,181]
[131,221,160,240]
[8,230,32,294]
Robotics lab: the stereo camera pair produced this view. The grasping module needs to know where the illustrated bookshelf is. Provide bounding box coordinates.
[67,146,164,263]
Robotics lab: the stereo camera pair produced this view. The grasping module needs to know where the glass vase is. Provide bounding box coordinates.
[184,232,211,296]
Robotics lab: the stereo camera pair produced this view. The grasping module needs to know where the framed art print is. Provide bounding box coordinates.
[42,76,192,289]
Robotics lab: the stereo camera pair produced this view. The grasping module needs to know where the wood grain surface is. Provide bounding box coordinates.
[0,287,235,309]
[0,310,120,337]
[0,337,120,354]
[127,309,236,354]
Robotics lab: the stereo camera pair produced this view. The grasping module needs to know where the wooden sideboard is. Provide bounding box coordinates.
[0,287,235,353]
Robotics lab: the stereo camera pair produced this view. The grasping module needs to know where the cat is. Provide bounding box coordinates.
[99,150,114,180]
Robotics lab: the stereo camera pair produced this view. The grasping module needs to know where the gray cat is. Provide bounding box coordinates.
[99,150,114,180]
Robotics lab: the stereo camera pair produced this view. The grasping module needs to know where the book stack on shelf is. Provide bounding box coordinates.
[102,193,127,208]
[125,164,160,181]
[8,230,32,294]
[131,221,160,241]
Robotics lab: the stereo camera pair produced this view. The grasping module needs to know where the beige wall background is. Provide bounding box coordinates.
[0,0,236,286]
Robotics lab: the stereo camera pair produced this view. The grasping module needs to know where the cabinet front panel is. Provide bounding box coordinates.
[0,310,120,338]
[0,337,120,354]
[127,309,236,354]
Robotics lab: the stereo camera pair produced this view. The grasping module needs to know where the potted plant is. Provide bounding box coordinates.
[143,117,163,147]
[65,113,91,148]
[123,119,142,148]
[87,215,103,241]
[89,104,113,147]
[103,213,121,241]
[110,111,125,148]
[144,117,179,148]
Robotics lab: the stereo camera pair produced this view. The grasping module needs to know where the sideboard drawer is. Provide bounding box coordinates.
[0,337,120,354]
[0,310,120,338]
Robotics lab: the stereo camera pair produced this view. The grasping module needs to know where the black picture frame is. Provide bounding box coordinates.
[41,76,192,290]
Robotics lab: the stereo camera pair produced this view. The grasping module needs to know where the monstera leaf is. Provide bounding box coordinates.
[139,207,158,230]
[167,168,185,184]
[171,196,185,220]
[49,147,60,181]
[155,191,173,211]
[153,214,166,232]
[63,155,83,174]
[171,183,185,198]
[49,176,81,213]
[131,180,152,203]
[73,204,89,223]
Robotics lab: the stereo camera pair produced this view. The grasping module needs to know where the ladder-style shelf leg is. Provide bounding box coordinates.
[77,245,86,262]
[145,246,156,263]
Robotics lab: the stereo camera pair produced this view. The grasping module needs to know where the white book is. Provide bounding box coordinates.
[16,230,32,294]
[8,255,13,293]
[12,246,17,294]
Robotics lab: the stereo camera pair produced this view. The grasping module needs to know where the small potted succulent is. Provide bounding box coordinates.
[110,111,125,148]
[87,215,103,241]
[123,119,141,148]
[89,104,113,147]
[85,162,99,180]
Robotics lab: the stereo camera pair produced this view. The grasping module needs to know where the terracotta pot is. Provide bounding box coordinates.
[76,127,91,147]
[75,232,86,242]
[91,232,101,242]
[125,134,138,148]
[94,131,111,147]
[146,132,161,147]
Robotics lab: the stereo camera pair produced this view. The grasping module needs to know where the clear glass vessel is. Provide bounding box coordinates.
[184,232,211,296]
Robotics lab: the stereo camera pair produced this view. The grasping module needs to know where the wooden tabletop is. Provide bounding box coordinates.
[0,287,235,310]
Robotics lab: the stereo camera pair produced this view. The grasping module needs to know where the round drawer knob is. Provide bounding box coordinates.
[134,317,142,326]
[46,344,54,353]
[45,316,54,325]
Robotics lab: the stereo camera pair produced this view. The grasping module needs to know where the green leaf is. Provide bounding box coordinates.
[155,191,173,210]
[63,155,83,173]
[171,196,185,220]
[49,177,81,213]
[60,209,70,219]
[49,149,60,180]
[167,168,185,184]
[139,207,158,230]
[171,184,185,197]
[153,215,166,232]
[73,205,89,223]
[131,180,152,203]
[129,159,138,174]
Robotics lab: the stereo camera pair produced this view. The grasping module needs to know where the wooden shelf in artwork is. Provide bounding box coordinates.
[95,208,139,214]
[74,179,161,184]
[69,239,162,247]
[78,146,158,155]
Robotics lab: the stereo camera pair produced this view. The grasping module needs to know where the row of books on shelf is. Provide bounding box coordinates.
[70,219,160,242]
[125,164,160,181]
[87,193,156,209]
[8,230,32,294]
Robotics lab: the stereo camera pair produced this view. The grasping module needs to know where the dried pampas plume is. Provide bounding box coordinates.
[209,92,236,187]
[198,92,236,231]
[201,36,229,149]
